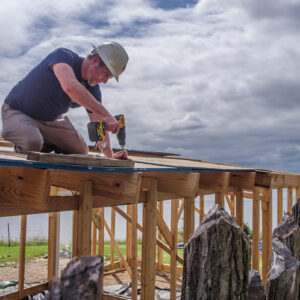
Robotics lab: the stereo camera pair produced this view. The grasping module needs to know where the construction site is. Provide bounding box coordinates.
[0,136,299,299]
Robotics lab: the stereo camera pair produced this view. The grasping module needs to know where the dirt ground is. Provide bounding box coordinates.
[0,258,182,290]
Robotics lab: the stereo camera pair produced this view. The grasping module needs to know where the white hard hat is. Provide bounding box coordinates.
[91,42,129,82]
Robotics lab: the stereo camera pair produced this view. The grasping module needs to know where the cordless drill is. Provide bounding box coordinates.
[87,114,126,150]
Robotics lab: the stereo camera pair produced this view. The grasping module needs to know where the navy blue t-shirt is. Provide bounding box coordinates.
[4,48,101,121]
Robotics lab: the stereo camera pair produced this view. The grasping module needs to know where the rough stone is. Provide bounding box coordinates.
[181,204,251,300]
[248,270,265,300]
[46,256,103,300]
[266,239,300,300]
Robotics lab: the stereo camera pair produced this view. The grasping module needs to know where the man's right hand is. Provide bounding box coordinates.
[105,116,120,134]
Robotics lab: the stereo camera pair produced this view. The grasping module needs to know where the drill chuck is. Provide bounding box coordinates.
[114,114,126,149]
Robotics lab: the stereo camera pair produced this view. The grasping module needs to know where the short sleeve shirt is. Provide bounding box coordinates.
[4,48,101,121]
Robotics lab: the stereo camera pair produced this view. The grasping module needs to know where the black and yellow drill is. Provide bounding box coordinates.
[87,114,126,150]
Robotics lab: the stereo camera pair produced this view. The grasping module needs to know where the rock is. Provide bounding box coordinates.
[266,239,300,299]
[273,212,300,260]
[181,204,251,300]
[292,199,300,226]
[248,270,265,300]
[46,256,103,300]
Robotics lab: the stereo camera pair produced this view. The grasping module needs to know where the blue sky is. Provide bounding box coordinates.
[1,0,300,173]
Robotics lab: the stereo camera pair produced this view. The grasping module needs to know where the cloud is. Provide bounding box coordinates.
[1,0,300,173]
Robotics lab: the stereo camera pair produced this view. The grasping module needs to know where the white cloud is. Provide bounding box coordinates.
[1,0,300,172]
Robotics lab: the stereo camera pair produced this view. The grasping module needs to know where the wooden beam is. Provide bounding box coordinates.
[97,208,105,256]
[229,172,256,190]
[184,197,195,243]
[157,201,164,269]
[18,215,27,300]
[72,210,79,257]
[252,188,260,271]
[198,172,230,192]
[199,195,205,222]
[142,172,200,197]
[0,166,51,210]
[126,205,132,265]
[110,208,116,270]
[261,188,272,285]
[271,173,299,188]
[77,180,93,258]
[0,283,48,300]
[141,179,157,300]
[277,188,283,225]
[156,208,172,248]
[49,170,142,206]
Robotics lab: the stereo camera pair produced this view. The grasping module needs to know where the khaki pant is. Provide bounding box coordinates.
[1,103,88,154]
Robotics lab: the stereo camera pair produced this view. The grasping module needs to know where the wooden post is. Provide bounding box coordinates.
[184,197,195,243]
[230,194,235,216]
[296,177,300,201]
[77,180,93,258]
[126,205,132,265]
[131,204,138,300]
[171,199,179,300]
[72,210,79,257]
[92,221,97,256]
[199,195,205,223]
[110,208,116,269]
[277,188,283,225]
[157,201,164,269]
[141,179,157,300]
[236,190,244,228]
[215,192,224,207]
[252,188,260,271]
[98,208,104,256]
[262,188,272,285]
[48,212,59,281]
[18,215,27,300]
[287,187,293,214]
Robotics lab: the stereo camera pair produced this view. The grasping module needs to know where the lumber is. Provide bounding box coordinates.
[184,197,195,243]
[198,172,230,192]
[110,208,116,270]
[72,210,79,257]
[171,199,179,300]
[157,201,164,269]
[215,192,224,207]
[48,212,59,281]
[77,180,93,257]
[287,187,293,213]
[18,215,27,300]
[199,195,205,222]
[131,204,138,300]
[97,208,105,256]
[252,188,260,271]
[277,188,283,225]
[236,190,244,228]
[27,151,135,167]
[141,179,157,300]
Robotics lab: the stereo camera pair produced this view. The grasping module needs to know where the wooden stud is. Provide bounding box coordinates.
[277,188,283,225]
[98,208,105,256]
[171,199,179,300]
[72,210,79,258]
[18,215,27,300]
[92,220,97,255]
[296,176,300,202]
[157,201,164,270]
[252,188,260,271]
[199,195,205,222]
[287,187,293,213]
[126,205,132,265]
[184,197,195,243]
[131,204,138,300]
[215,192,224,207]
[230,194,235,216]
[261,188,272,285]
[77,180,93,258]
[236,190,244,228]
[140,179,158,300]
[110,208,116,270]
[48,212,59,281]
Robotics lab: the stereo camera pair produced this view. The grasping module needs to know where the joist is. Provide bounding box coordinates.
[198,172,230,192]
[229,172,256,190]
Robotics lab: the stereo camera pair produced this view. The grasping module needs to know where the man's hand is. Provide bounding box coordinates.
[113,150,133,161]
[104,116,120,134]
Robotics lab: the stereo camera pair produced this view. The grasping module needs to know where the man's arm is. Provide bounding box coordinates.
[52,63,119,133]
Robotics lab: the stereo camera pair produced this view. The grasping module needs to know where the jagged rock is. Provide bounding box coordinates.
[273,201,300,260]
[248,270,265,300]
[46,256,103,300]
[181,204,251,300]
[292,199,300,226]
[266,239,300,300]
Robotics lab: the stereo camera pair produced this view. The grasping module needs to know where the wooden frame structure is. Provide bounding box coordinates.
[0,139,300,299]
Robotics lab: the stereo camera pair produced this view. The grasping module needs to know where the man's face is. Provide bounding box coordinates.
[87,57,113,86]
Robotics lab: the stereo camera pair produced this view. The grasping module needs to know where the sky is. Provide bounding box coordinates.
[1,0,300,173]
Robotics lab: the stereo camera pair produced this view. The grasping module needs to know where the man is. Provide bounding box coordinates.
[1,42,130,160]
